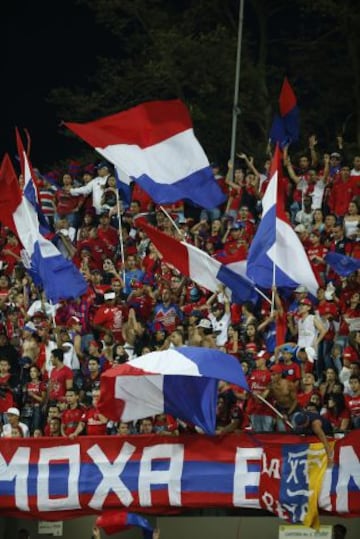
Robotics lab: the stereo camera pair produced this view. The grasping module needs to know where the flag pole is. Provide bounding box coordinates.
[229,0,245,177]
[115,191,126,288]
[160,205,184,238]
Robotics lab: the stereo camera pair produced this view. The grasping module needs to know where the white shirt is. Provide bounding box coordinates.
[208,311,231,346]
[1,421,30,437]
[71,175,109,215]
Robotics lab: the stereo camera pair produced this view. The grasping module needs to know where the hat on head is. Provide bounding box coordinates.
[292,411,310,429]
[294,224,306,233]
[104,291,116,300]
[196,318,212,330]
[23,323,36,333]
[89,340,101,350]
[212,302,225,311]
[295,285,308,293]
[190,287,201,301]
[270,364,284,374]
[230,222,243,230]
[300,298,312,307]
[254,349,268,360]
[343,346,358,362]
[6,407,20,416]
[67,316,81,328]
[96,161,111,170]
[190,309,202,318]
[31,311,47,320]
[330,152,341,159]
[305,346,316,363]
[281,344,296,354]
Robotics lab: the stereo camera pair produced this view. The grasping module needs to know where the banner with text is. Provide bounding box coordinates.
[0,432,359,524]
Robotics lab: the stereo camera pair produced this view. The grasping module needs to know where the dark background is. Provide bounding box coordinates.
[2,0,108,169]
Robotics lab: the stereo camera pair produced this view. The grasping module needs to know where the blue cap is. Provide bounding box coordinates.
[281,344,296,354]
[96,161,110,170]
[292,412,309,428]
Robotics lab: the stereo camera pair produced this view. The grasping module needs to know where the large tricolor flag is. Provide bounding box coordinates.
[98,346,249,435]
[0,153,88,303]
[246,145,319,296]
[270,77,299,147]
[15,128,51,235]
[135,216,258,304]
[64,99,226,209]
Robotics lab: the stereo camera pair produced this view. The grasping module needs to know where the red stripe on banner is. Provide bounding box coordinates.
[65,99,192,149]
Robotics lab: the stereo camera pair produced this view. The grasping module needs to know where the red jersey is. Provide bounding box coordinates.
[61,406,84,436]
[48,365,73,401]
[93,304,127,343]
[345,394,360,419]
[0,374,15,412]
[323,408,350,431]
[246,369,273,416]
[282,361,301,384]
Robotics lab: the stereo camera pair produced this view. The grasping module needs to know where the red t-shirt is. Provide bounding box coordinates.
[48,365,73,401]
[81,407,107,436]
[61,406,84,436]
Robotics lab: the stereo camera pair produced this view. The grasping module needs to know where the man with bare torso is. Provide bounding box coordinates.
[269,364,299,432]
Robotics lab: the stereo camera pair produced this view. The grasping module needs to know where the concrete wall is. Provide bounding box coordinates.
[1,515,359,539]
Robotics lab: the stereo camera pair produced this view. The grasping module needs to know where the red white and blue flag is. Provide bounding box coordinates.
[64,99,226,209]
[246,145,319,296]
[135,216,258,304]
[0,153,88,303]
[98,346,249,435]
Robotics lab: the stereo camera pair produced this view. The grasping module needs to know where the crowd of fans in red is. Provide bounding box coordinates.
[0,135,359,440]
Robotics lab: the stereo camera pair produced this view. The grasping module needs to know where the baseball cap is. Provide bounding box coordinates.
[104,291,116,300]
[6,407,20,416]
[96,161,110,170]
[196,319,212,330]
[281,344,296,354]
[343,346,358,362]
[299,298,312,307]
[330,152,341,159]
[270,364,284,374]
[294,224,306,233]
[292,411,309,428]
[295,285,308,293]
[67,316,81,328]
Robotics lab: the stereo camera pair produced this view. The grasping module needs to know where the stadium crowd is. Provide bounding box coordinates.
[0,134,360,441]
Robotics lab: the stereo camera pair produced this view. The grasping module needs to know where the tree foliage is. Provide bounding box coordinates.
[49,0,360,168]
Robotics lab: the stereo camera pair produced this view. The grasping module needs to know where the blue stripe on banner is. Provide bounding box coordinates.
[135,168,226,209]
[0,461,261,497]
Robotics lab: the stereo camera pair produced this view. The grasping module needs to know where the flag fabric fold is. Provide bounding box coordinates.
[246,145,319,297]
[135,216,258,304]
[270,78,299,147]
[98,346,249,435]
[16,128,52,236]
[325,251,360,277]
[0,153,88,303]
[96,510,154,537]
[64,99,226,209]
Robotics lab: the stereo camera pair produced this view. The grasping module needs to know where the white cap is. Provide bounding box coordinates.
[294,224,306,233]
[295,285,308,293]
[6,407,20,416]
[104,291,116,300]
[196,319,212,330]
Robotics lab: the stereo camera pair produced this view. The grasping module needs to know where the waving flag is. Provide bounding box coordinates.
[0,153,88,303]
[64,99,225,209]
[246,145,319,296]
[98,346,249,435]
[270,78,299,147]
[15,128,51,235]
[135,216,258,304]
[325,251,360,277]
[115,165,132,209]
[96,511,154,537]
